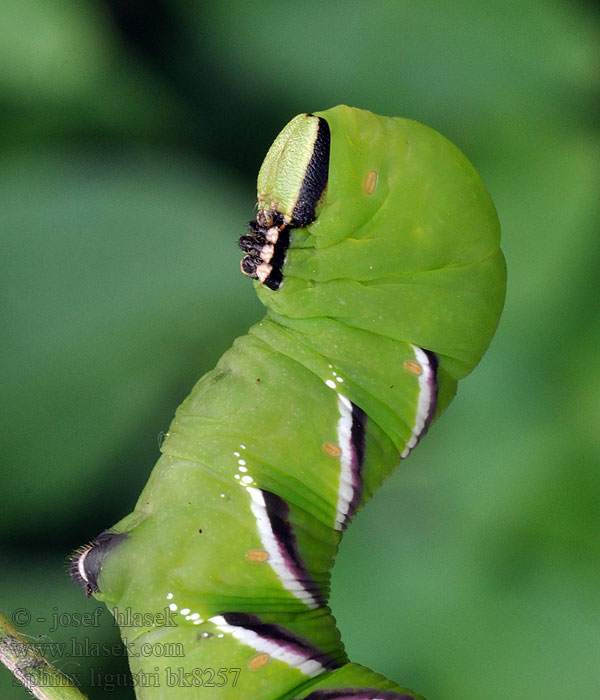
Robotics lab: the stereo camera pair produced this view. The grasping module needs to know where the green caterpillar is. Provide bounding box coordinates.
[71,105,506,699]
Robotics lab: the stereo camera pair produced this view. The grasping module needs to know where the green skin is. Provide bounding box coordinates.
[82,106,505,700]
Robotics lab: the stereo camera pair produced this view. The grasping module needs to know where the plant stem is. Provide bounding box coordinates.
[0,611,89,700]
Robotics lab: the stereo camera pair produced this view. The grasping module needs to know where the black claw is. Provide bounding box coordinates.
[239,234,265,254]
[241,255,261,277]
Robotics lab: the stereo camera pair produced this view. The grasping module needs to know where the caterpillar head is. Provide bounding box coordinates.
[240,105,506,381]
[239,113,330,290]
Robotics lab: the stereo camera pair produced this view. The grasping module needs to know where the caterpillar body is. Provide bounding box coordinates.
[71,105,506,700]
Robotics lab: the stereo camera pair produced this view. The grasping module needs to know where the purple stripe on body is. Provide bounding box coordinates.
[299,690,417,700]
[222,612,340,670]
[342,402,367,530]
[420,348,439,433]
[261,489,326,606]
[334,397,367,532]
[400,347,439,459]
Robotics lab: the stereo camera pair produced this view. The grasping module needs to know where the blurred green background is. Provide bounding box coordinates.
[1,1,599,699]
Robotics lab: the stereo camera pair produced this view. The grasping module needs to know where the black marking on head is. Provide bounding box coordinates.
[222,613,340,670]
[70,531,127,596]
[300,690,417,700]
[291,116,331,227]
